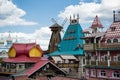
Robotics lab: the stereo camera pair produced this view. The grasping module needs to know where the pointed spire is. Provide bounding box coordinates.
[0,34,4,44]
[113,10,115,22]
[7,31,12,42]
[15,35,18,43]
[90,15,103,29]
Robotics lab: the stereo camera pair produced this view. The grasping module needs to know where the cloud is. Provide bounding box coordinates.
[58,0,120,28]
[0,27,51,50]
[0,0,38,27]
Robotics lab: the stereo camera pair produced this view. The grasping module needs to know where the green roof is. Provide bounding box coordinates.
[49,23,84,56]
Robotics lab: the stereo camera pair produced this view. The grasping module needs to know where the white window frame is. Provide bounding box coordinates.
[113,71,120,78]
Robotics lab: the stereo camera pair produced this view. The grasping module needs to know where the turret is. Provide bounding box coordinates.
[90,15,103,33]
[7,31,12,47]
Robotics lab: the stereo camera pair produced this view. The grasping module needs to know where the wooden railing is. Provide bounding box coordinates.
[111,61,120,66]
[98,43,120,49]
[87,61,120,67]
[84,44,95,51]
[56,63,79,68]
[84,43,120,50]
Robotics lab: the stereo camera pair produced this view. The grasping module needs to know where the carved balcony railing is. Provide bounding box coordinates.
[84,43,99,51]
[98,43,120,49]
[84,44,95,51]
[111,61,120,66]
[86,61,120,67]
[56,63,79,68]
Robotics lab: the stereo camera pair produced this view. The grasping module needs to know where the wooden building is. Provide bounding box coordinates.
[0,43,66,80]
[83,11,120,80]
[48,15,85,78]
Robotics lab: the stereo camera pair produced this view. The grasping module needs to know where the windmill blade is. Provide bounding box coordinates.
[51,18,57,23]
[61,29,65,33]
[61,18,67,26]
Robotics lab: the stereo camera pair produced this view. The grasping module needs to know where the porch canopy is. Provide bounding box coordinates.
[51,56,63,63]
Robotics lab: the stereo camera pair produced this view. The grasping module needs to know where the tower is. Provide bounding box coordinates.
[0,34,4,47]
[47,19,64,53]
[6,31,12,48]
[90,15,103,33]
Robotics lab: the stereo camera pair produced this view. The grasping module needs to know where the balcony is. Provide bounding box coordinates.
[56,63,79,68]
[84,43,99,51]
[84,44,94,51]
[99,43,120,50]
[87,61,120,67]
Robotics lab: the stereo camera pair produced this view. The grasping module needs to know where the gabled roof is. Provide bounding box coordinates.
[90,15,103,28]
[49,23,84,56]
[103,21,120,39]
[25,59,66,76]
[9,43,43,57]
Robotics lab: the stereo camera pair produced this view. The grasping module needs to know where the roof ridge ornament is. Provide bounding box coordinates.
[70,14,79,25]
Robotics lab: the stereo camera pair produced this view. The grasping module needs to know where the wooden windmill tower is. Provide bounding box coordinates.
[47,18,67,53]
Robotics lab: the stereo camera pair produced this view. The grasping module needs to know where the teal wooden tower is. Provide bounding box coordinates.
[49,15,84,56]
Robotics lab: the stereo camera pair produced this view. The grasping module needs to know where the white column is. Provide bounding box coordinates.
[107,51,110,67]
[96,51,98,66]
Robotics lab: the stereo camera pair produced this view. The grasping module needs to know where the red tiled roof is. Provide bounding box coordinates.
[90,15,103,28]
[103,21,120,39]
[10,43,43,57]
[3,55,40,63]
[25,60,49,76]
[25,58,66,76]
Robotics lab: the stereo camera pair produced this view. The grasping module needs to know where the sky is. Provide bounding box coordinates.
[0,0,120,50]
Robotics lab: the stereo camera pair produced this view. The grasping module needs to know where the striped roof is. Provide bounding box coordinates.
[103,21,120,39]
[90,15,103,28]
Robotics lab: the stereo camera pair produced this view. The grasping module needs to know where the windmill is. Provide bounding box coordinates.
[47,18,67,53]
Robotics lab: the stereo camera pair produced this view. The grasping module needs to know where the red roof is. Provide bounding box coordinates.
[25,58,66,76]
[3,55,41,63]
[25,60,49,76]
[103,21,120,39]
[10,43,43,57]
[90,15,103,28]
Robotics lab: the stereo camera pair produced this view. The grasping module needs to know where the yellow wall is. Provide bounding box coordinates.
[29,47,42,57]
[8,47,16,57]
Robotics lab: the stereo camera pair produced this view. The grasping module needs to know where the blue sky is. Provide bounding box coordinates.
[0,0,120,50]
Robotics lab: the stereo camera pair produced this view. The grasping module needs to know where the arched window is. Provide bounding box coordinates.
[101,70,106,76]
[107,39,111,43]
[113,38,118,43]
[114,71,120,77]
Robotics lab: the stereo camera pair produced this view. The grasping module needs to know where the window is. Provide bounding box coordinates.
[111,27,115,31]
[18,64,24,69]
[101,70,106,76]
[86,69,89,75]
[114,56,120,61]
[114,71,120,78]
[91,69,95,76]
[101,55,108,61]
[113,38,118,43]
[107,39,111,43]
